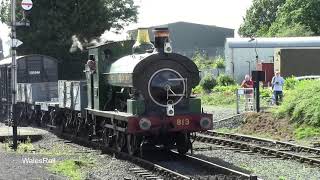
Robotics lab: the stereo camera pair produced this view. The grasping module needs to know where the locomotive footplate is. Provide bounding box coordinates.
[86,108,211,133]
[126,114,213,134]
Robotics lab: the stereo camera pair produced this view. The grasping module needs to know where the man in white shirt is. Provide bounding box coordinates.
[271,71,285,105]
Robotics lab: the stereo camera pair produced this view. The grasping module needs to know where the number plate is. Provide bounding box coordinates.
[176,118,190,126]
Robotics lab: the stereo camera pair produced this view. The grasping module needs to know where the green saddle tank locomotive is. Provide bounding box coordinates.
[84,28,213,154]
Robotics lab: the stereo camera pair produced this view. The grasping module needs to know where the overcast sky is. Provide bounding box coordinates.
[1,0,253,56]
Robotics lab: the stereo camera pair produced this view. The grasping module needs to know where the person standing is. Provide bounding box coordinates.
[241,75,254,111]
[241,74,254,89]
[271,71,285,105]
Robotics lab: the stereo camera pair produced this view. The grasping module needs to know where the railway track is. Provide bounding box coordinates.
[49,129,257,180]
[195,130,320,166]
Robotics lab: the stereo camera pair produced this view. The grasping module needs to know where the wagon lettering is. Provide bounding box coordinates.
[28,71,40,75]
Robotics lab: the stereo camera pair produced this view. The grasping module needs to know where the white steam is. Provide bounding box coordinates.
[69,35,83,53]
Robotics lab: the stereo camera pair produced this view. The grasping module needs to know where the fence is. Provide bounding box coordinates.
[236,88,255,114]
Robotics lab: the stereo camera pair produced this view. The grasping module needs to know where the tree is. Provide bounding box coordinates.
[267,0,320,36]
[238,0,286,37]
[269,23,314,37]
[0,0,138,62]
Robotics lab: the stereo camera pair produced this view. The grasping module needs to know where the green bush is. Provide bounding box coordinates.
[192,51,214,70]
[260,87,272,98]
[200,75,217,92]
[213,85,239,94]
[284,76,298,90]
[294,125,320,140]
[201,92,236,106]
[214,57,225,69]
[216,74,236,86]
[192,85,203,94]
[275,80,320,126]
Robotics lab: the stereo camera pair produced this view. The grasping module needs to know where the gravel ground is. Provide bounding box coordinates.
[0,151,66,180]
[33,133,139,180]
[203,106,237,121]
[203,106,244,129]
[0,124,141,180]
[193,141,320,180]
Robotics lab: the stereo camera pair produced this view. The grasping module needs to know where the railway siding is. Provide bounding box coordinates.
[196,131,320,166]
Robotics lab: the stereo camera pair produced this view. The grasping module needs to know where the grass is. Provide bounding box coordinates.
[294,125,320,140]
[1,137,35,153]
[274,80,320,126]
[48,158,95,180]
[200,92,236,107]
[216,127,237,134]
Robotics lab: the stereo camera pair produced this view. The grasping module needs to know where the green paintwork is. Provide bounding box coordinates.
[127,99,145,115]
[104,53,151,87]
[188,98,202,113]
[86,40,135,110]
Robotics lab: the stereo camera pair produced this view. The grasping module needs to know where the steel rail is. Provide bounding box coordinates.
[57,132,190,180]
[53,130,257,180]
[195,131,320,166]
[170,151,258,180]
[204,130,320,155]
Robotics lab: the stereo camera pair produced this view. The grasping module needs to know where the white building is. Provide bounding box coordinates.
[225,37,320,83]
[0,38,3,59]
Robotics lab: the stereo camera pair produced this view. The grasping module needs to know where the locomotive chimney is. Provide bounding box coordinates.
[153,28,172,54]
[132,28,154,54]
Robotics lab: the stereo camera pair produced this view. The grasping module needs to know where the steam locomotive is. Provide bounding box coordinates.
[0,28,213,155]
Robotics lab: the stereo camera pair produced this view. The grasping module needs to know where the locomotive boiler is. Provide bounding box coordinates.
[84,28,213,154]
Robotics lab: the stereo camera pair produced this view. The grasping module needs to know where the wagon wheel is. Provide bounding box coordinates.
[115,132,126,152]
[127,134,139,155]
[29,111,36,126]
[102,128,112,147]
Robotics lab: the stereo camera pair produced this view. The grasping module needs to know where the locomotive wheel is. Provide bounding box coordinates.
[116,132,126,152]
[176,133,191,155]
[102,128,112,147]
[127,134,139,155]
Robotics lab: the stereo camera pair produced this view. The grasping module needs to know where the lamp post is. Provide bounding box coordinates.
[249,37,259,63]
[246,60,251,75]
[249,37,261,112]
[10,0,18,150]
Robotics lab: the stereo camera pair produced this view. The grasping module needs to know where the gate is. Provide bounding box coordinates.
[236,88,255,114]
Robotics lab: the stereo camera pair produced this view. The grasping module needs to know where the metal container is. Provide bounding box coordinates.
[58,80,87,111]
[58,80,67,108]
[72,81,87,111]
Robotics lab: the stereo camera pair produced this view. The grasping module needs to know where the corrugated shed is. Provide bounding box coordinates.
[128,21,234,58]
[225,36,320,83]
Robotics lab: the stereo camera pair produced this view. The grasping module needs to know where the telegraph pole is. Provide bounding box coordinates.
[11,0,18,150]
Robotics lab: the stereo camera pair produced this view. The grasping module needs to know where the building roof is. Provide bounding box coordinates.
[226,37,320,48]
[0,54,58,66]
[129,21,234,49]
[0,56,23,66]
